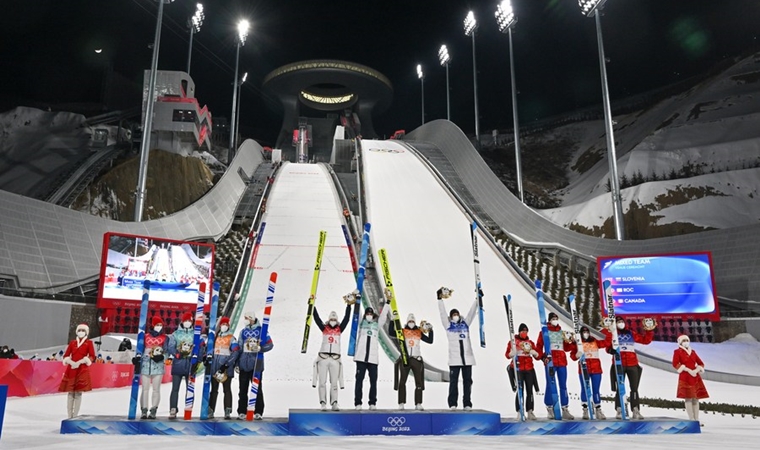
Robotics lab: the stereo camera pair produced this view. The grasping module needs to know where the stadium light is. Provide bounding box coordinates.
[186,3,204,75]
[578,0,624,239]
[235,72,247,152]
[135,0,174,223]
[229,19,250,161]
[438,45,451,121]
[417,64,425,126]
[463,11,481,149]
[495,0,524,203]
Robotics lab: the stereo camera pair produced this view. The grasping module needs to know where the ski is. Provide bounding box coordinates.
[230,222,267,333]
[184,282,207,420]
[301,230,327,353]
[568,294,595,420]
[378,248,408,366]
[246,272,277,421]
[603,279,628,420]
[127,280,151,420]
[470,222,486,348]
[348,223,371,357]
[504,294,525,421]
[200,281,220,420]
[535,279,562,420]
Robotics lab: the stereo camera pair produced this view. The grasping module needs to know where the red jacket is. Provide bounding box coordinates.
[568,334,611,375]
[505,335,541,371]
[535,324,573,367]
[601,326,653,367]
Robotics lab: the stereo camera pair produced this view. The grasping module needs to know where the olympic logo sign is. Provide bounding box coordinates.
[387,416,406,426]
[368,148,405,154]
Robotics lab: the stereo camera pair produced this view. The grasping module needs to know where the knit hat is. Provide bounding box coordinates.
[518,323,529,332]
[328,311,339,321]
[677,334,690,345]
[365,307,376,318]
[181,312,193,322]
[76,323,90,336]
[449,308,460,318]
[219,317,231,327]
[407,313,416,323]
[151,316,163,327]
[548,312,559,321]
[244,311,257,322]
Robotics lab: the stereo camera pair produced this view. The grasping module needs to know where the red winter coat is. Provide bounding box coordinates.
[601,326,653,367]
[58,338,96,392]
[505,335,541,371]
[672,347,709,399]
[535,324,573,367]
[568,334,611,375]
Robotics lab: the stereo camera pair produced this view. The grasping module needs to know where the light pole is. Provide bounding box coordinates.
[438,45,451,121]
[578,0,625,240]
[235,72,247,149]
[464,11,481,150]
[186,3,204,75]
[134,0,173,223]
[417,64,425,126]
[229,19,249,162]
[496,0,524,203]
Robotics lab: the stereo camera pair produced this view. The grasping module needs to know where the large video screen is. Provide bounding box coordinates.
[597,252,719,321]
[98,232,215,307]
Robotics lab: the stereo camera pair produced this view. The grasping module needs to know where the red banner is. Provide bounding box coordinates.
[0,360,172,398]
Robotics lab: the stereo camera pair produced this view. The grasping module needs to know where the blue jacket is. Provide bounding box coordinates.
[168,326,196,376]
[236,322,273,373]
[210,331,240,377]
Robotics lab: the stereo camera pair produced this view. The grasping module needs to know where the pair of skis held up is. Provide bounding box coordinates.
[300,224,410,366]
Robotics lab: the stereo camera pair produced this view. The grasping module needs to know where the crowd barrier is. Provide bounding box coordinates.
[0,360,171,398]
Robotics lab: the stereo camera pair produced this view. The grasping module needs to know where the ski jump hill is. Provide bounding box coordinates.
[59,140,714,436]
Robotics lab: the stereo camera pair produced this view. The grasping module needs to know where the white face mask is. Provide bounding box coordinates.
[408,322,415,328]
[680,340,690,349]
[451,315,461,323]
[153,326,163,333]
[183,321,192,329]
[329,320,338,327]
[616,322,625,330]
[582,332,590,340]
[550,319,559,326]
[220,325,229,333]
[365,315,374,322]
[76,331,86,338]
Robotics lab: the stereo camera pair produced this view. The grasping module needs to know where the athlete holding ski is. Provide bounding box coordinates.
[236,312,274,420]
[207,316,239,419]
[536,312,575,419]
[312,302,351,411]
[568,325,611,419]
[167,312,195,419]
[396,314,433,410]
[138,317,170,419]
[353,303,390,410]
[437,287,478,411]
[506,323,541,420]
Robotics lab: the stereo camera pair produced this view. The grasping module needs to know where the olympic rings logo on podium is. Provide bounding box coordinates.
[387,416,406,426]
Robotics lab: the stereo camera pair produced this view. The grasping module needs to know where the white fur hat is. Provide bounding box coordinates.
[677,334,690,344]
[76,323,90,336]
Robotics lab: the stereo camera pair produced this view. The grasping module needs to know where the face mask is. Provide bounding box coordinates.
[220,325,229,333]
[616,322,625,330]
[680,341,690,349]
[451,315,460,323]
[365,315,374,322]
[329,320,338,327]
[582,332,590,340]
[550,320,559,326]
[153,326,163,333]
[76,331,86,338]
[408,322,415,328]
[183,321,192,329]
[519,331,528,339]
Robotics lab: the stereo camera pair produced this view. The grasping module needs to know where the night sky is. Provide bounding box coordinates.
[1,0,758,145]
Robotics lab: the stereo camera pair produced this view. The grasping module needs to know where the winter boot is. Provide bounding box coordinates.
[582,405,589,420]
[615,407,622,420]
[464,406,472,411]
[685,400,695,421]
[208,408,214,419]
[369,405,377,411]
[632,407,644,420]
[526,410,537,421]
[254,413,263,420]
[148,407,157,419]
[398,403,405,410]
[692,399,703,426]
[595,405,606,420]
[562,406,574,420]
[237,413,246,420]
[415,404,424,411]
[169,408,178,419]
[72,392,82,417]
[320,402,327,411]
[355,404,362,411]
[331,402,340,411]
[224,408,232,420]
[67,393,75,419]
[546,405,554,419]
[140,408,148,419]
[450,406,457,411]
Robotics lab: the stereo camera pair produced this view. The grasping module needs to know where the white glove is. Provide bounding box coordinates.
[696,365,705,374]
[81,356,93,366]
[70,361,81,369]
[507,348,516,359]
[529,349,539,358]
[235,366,240,374]
[688,368,698,377]
[62,357,73,367]
[576,350,583,359]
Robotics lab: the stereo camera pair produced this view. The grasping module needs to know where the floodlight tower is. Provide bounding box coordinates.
[417,64,425,125]
[495,0,524,203]
[186,3,204,75]
[438,45,451,121]
[464,11,481,150]
[235,72,247,148]
[578,0,624,240]
[229,19,249,161]
[134,0,175,223]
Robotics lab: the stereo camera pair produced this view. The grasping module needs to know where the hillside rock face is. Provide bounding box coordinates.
[72,149,214,221]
